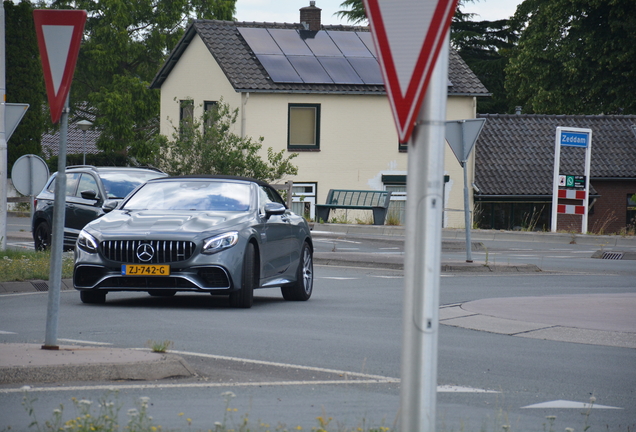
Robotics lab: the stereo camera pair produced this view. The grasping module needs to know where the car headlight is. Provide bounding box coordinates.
[77,230,99,253]
[202,232,239,254]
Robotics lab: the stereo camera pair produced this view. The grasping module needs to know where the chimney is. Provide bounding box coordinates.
[300,1,321,31]
[515,106,522,115]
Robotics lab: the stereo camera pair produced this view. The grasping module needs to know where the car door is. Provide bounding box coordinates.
[257,185,293,281]
[66,173,104,239]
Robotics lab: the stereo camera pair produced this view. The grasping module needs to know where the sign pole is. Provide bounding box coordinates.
[0,2,7,251]
[462,158,473,262]
[400,35,449,432]
[43,95,69,350]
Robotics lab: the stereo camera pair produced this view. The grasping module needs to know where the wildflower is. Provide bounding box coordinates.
[589,396,596,403]
[79,399,92,406]
[178,412,184,416]
[53,408,62,415]
[128,408,139,417]
[565,428,574,432]
[221,391,236,398]
[545,415,556,421]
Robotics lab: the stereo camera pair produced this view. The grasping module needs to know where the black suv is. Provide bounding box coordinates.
[32,166,167,250]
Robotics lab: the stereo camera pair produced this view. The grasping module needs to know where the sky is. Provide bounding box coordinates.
[234,0,524,26]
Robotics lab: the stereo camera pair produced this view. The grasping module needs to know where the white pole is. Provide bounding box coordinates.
[551,129,562,232]
[400,35,449,432]
[43,96,69,350]
[0,2,7,251]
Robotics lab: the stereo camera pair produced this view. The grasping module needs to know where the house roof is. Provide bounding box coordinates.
[150,19,489,96]
[41,121,99,158]
[474,114,636,197]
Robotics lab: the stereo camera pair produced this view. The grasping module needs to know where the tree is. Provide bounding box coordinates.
[452,12,519,113]
[4,0,46,171]
[160,100,298,183]
[49,0,236,162]
[506,0,636,114]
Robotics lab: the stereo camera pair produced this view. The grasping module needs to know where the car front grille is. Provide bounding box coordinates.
[101,240,196,264]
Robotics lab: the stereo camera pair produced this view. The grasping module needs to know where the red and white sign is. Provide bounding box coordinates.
[557,204,586,215]
[558,189,586,200]
[363,0,459,143]
[33,10,87,124]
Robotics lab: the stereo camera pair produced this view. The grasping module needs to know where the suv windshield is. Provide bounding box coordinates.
[123,181,252,211]
[100,171,165,199]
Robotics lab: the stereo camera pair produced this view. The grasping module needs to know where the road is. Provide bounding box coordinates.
[1,222,635,431]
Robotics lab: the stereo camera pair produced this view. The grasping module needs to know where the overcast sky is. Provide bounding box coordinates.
[234,0,523,25]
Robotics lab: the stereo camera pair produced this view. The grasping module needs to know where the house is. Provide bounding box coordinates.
[473,114,636,234]
[149,2,488,227]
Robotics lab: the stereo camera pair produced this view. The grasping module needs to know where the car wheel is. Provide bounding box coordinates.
[281,242,313,301]
[34,221,52,251]
[80,290,107,304]
[148,290,177,297]
[229,242,256,308]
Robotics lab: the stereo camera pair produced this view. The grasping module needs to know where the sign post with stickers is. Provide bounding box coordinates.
[551,127,592,233]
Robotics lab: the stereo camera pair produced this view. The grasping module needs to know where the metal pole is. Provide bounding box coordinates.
[462,160,473,262]
[400,35,449,432]
[43,96,69,350]
[82,129,86,165]
[0,2,7,251]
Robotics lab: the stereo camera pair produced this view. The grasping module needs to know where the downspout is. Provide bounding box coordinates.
[241,92,249,139]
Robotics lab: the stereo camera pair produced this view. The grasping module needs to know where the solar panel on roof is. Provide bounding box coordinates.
[327,31,373,57]
[303,31,343,57]
[268,29,313,56]
[288,56,334,84]
[348,57,384,85]
[238,27,282,55]
[318,57,363,84]
[356,32,377,57]
[256,54,303,83]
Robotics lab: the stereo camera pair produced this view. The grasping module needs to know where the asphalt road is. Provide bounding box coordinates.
[1,218,635,431]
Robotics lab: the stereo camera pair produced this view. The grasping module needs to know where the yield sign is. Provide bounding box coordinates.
[33,9,87,124]
[363,0,459,143]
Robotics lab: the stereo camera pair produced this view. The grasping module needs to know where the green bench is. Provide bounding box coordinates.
[315,189,393,225]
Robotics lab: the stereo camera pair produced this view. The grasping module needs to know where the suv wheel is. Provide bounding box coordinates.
[34,221,52,251]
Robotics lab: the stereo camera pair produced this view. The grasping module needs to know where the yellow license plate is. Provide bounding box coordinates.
[121,264,170,276]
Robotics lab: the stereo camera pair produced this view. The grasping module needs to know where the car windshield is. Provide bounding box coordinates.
[122,180,252,211]
[100,171,165,199]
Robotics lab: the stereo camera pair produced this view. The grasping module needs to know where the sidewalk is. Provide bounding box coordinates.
[2,223,635,386]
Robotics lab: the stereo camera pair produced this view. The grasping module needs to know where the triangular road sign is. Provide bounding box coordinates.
[363,0,459,143]
[446,118,486,164]
[33,9,87,124]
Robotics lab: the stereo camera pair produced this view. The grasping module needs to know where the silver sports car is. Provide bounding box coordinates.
[73,175,313,308]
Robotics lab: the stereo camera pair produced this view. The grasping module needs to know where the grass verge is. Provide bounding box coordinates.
[0,249,74,283]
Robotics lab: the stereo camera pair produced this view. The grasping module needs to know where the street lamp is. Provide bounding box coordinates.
[76,120,93,165]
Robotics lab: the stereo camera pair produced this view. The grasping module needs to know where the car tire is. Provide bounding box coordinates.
[281,242,313,301]
[229,242,256,308]
[34,221,52,251]
[80,290,107,304]
[148,290,177,297]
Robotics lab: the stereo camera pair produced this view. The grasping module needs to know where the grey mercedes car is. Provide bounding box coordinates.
[73,175,313,308]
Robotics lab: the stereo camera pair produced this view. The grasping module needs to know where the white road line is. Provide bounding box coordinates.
[369,275,403,279]
[3,382,501,395]
[0,330,17,334]
[522,400,622,409]
[161,349,396,381]
[57,338,113,346]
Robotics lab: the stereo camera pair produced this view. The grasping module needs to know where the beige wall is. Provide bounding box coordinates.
[158,34,478,228]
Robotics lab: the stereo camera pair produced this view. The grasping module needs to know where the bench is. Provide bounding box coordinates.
[315,189,393,225]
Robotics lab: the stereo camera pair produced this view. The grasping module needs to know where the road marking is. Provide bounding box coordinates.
[0,330,17,334]
[522,400,622,409]
[58,338,113,346]
[370,275,403,279]
[3,382,500,395]
[380,247,400,250]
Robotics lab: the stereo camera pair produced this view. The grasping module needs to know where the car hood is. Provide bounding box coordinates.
[86,210,252,236]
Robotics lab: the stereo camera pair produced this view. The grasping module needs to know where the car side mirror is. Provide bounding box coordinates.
[102,199,120,213]
[264,202,286,219]
[80,189,99,200]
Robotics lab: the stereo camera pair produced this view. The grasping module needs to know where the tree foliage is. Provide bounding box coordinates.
[506,0,636,114]
[4,0,46,172]
[48,0,236,162]
[160,100,298,183]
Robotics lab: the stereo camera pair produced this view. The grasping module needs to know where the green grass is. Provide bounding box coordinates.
[0,249,74,282]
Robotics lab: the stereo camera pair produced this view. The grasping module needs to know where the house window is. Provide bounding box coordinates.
[628,193,636,227]
[288,104,320,150]
[204,101,217,131]
[179,99,194,136]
